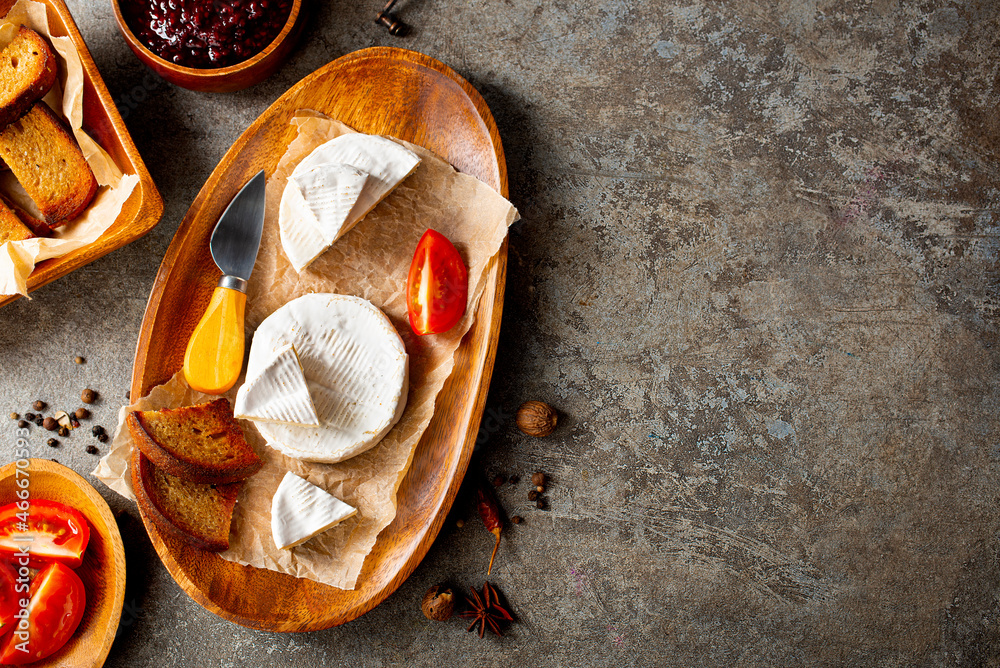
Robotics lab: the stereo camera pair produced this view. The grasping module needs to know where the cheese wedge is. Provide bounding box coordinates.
[278,133,421,271]
[271,472,357,549]
[290,134,421,222]
[245,293,409,463]
[234,342,320,427]
[278,164,368,272]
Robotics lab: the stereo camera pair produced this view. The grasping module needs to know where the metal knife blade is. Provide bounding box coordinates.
[210,169,266,289]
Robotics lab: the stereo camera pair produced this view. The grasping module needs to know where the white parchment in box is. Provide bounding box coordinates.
[0,0,139,297]
[95,112,518,590]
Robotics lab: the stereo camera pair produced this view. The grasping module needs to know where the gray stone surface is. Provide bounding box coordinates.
[0,0,998,665]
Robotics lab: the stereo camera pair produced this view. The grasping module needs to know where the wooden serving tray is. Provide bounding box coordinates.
[130,47,508,631]
[0,0,162,308]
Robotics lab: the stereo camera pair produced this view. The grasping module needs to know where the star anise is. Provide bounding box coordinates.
[460,582,513,638]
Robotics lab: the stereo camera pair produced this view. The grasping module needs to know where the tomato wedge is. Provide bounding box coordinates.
[0,561,18,630]
[0,501,90,569]
[0,562,85,665]
[406,229,468,335]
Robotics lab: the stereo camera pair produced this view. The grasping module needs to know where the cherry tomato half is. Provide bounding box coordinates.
[406,229,468,336]
[0,562,85,665]
[0,500,90,569]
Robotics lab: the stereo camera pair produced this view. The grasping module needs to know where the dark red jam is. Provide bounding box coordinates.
[122,0,293,69]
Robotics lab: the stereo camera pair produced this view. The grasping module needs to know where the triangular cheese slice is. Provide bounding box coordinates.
[271,472,358,549]
[294,163,368,243]
[234,343,320,427]
[278,164,368,272]
[278,182,328,272]
[291,132,420,229]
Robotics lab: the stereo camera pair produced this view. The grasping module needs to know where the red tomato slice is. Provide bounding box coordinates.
[406,229,468,335]
[0,501,90,569]
[0,562,85,665]
[0,561,19,630]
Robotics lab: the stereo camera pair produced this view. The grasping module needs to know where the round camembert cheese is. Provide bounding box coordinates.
[244,293,409,463]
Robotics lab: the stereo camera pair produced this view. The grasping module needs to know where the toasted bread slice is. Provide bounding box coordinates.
[0,102,97,227]
[0,192,47,237]
[127,398,263,484]
[0,195,33,244]
[0,27,56,128]
[131,450,240,552]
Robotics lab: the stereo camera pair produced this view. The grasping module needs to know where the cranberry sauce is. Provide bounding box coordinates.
[122,0,293,69]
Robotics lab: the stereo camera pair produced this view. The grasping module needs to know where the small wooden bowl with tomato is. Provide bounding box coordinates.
[0,459,125,667]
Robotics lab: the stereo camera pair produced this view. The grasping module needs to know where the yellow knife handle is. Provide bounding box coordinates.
[183,284,247,395]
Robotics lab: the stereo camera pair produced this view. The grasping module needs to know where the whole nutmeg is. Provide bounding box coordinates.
[421,584,455,621]
[516,401,557,437]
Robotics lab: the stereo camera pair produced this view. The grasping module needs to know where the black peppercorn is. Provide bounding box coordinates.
[508,474,520,484]
[492,474,505,487]
[33,416,43,427]
[536,498,548,510]
[24,413,36,421]
[85,445,99,455]
[512,515,523,524]
[527,490,539,502]
[58,427,69,437]
[97,433,109,443]
[33,400,46,411]
[47,438,58,447]
[91,425,105,437]
[532,472,547,494]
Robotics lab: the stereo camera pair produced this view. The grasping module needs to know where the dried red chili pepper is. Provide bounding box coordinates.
[476,479,503,575]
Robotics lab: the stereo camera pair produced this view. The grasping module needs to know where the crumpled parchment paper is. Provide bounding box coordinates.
[0,0,139,297]
[94,112,518,589]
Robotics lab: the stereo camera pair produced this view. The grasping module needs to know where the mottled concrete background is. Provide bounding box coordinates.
[0,0,997,665]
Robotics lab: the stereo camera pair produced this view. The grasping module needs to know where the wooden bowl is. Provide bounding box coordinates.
[110,0,305,93]
[131,47,507,630]
[0,459,127,668]
[0,0,163,309]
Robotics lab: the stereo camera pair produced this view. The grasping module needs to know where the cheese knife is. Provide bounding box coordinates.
[182,169,267,395]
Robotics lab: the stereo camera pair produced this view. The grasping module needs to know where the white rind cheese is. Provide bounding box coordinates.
[233,342,320,427]
[290,134,421,223]
[278,164,368,272]
[271,472,357,549]
[278,133,421,271]
[245,293,409,463]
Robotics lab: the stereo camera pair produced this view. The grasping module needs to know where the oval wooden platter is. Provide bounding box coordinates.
[130,47,508,631]
[0,459,127,667]
[0,0,163,308]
